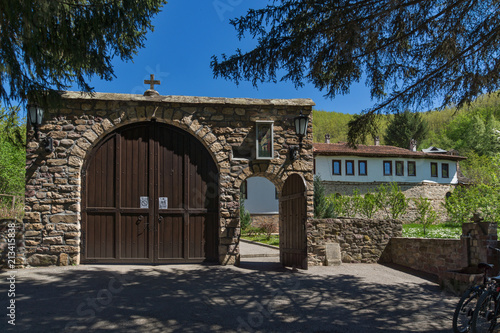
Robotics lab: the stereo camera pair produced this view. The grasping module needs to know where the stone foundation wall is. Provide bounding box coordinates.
[0,219,25,268]
[250,214,279,232]
[24,92,314,267]
[388,238,466,277]
[307,218,402,266]
[322,181,455,222]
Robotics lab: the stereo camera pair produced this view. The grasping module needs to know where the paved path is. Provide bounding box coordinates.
[0,241,457,332]
[239,239,279,258]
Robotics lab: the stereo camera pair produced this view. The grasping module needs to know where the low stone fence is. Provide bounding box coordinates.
[387,237,467,277]
[0,219,25,269]
[308,218,402,266]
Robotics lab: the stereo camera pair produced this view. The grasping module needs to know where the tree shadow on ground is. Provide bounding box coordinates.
[0,262,455,333]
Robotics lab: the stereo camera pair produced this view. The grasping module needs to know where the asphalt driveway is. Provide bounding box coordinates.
[0,256,456,333]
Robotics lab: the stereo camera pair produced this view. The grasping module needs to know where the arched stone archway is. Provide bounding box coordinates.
[23,92,314,267]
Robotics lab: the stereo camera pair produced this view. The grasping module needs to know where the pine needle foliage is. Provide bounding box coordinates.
[0,0,166,107]
[211,0,500,146]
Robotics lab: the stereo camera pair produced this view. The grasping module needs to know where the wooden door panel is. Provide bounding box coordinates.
[157,215,184,260]
[157,126,184,210]
[86,136,116,208]
[119,214,150,259]
[120,125,150,209]
[85,213,115,259]
[188,215,205,259]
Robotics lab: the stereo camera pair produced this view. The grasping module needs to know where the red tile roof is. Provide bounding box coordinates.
[313,143,466,161]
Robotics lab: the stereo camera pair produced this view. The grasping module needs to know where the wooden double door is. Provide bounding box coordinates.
[82,122,219,264]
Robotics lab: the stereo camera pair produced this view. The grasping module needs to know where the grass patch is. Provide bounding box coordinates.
[402,223,462,239]
[241,234,279,247]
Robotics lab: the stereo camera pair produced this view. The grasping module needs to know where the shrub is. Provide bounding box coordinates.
[314,176,335,218]
[358,192,378,218]
[388,182,408,219]
[375,182,408,219]
[413,197,438,236]
[239,197,252,231]
[259,221,277,239]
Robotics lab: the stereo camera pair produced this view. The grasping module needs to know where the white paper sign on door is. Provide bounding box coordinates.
[159,197,168,210]
[140,197,149,209]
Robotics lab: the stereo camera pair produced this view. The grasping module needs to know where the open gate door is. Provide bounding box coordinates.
[279,173,308,269]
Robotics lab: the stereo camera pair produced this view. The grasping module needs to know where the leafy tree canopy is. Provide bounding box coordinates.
[383,110,429,148]
[0,0,166,107]
[0,107,25,195]
[211,0,500,146]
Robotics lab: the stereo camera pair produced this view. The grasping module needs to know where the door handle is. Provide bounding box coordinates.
[158,216,163,223]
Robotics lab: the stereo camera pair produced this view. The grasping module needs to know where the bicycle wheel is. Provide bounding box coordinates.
[453,287,483,333]
[472,289,497,333]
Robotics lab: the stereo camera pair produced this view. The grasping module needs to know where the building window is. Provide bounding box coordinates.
[346,160,354,175]
[358,160,367,176]
[332,160,341,175]
[275,188,279,200]
[313,158,316,175]
[383,161,392,176]
[442,163,449,178]
[395,161,404,176]
[431,162,438,177]
[241,180,248,199]
[408,161,416,176]
[255,121,274,160]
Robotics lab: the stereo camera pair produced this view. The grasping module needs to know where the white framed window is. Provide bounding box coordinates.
[256,121,274,160]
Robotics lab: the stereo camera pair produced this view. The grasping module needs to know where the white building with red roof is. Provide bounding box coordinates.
[313,136,467,220]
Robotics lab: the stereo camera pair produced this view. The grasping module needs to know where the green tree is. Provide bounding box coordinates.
[0,107,26,195]
[314,176,335,218]
[0,1,166,106]
[211,1,500,145]
[383,110,429,148]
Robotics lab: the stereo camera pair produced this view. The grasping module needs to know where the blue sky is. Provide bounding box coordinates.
[76,0,376,115]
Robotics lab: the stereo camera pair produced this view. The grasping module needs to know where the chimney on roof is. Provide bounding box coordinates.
[374,136,380,146]
[325,134,330,144]
[409,139,417,152]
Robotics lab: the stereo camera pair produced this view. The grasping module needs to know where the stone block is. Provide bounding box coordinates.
[43,236,64,245]
[50,215,79,224]
[28,254,58,266]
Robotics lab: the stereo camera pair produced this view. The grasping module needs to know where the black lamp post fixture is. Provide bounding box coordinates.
[290,111,309,161]
[27,104,53,153]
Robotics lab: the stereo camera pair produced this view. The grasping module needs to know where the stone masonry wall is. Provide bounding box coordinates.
[388,237,466,277]
[307,218,402,266]
[250,214,279,232]
[323,181,454,222]
[24,92,314,266]
[0,219,25,268]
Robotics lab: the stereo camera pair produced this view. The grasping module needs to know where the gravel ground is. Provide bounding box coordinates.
[0,251,456,332]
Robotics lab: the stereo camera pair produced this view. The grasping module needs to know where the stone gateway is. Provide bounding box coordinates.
[23,92,314,268]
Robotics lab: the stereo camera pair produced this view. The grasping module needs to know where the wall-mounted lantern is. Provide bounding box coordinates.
[27,104,53,153]
[290,111,309,160]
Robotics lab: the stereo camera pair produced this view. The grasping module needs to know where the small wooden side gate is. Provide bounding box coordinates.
[279,173,308,269]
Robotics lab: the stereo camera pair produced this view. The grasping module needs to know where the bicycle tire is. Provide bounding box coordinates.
[472,289,497,333]
[453,287,483,333]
